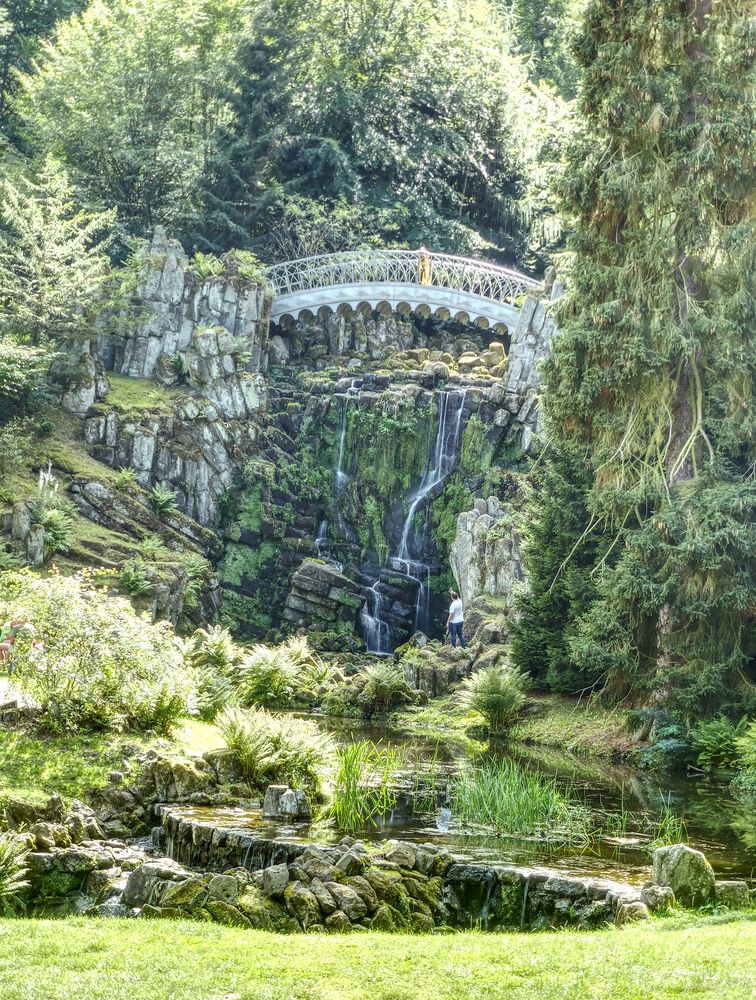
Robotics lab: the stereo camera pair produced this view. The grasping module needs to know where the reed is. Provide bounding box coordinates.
[331,740,403,833]
[449,759,589,839]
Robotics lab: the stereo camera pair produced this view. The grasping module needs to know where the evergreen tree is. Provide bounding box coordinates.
[0,156,114,345]
[520,0,756,715]
[509,445,605,694]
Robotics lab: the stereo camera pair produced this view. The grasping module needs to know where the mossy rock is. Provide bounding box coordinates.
[161,876,209,911]
[402,873,442,913]
[205,899,251,928]
[237,886,299,932]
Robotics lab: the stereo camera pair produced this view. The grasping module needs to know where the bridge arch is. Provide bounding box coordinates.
[267,249,539,333]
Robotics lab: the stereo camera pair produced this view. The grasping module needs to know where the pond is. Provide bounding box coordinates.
[164,713,756,888]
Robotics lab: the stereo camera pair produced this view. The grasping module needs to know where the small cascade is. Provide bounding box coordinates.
[334,392,351,492]
[362,388,468,652]
[314,519,328,556]
[359,582,391,654]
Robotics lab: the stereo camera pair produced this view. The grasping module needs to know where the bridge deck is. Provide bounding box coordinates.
[267,250,539,329]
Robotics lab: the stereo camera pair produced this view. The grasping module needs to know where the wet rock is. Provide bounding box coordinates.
[651,844,715,907]
[263,784,289,817]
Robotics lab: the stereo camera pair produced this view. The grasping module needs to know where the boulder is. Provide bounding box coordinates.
[263,784,289,818]
[325,882,368,922]
[651,844,715,907]
[261,863,290,899]
[614,901,651,924]
[324,910,352,933]
[284,882,322,930]
[714,880,751,909]
[640,884,675,912]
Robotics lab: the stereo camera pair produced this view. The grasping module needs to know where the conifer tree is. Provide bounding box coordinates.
[515,0,755,714]
[0,156,114,345]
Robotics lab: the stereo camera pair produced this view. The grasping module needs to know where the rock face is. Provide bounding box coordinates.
[83,395,261,526]
[103,227,271,380]
[651,844,715,906]
[450,497,525,606]
[278,311,417,362]
[501,274,562,454]
[282,559,364,632]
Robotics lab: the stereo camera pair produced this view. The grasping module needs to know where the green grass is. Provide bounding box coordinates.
[0,914,754,999]
[100,375,177,416]
[0,719,222,806]
[509,694,638,760]
[450,759,589,839]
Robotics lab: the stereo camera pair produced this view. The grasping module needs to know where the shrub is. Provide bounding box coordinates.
[179,553,210,612]
[188,625,244,721]
[735,719,756,770]
[358,661,413,714]
[217,706,333,793]
[236,636,330,707]
[690,716,747,771]
[114,468,137,492]
[138,533,165,559]
[0,570,195,732]
[458,662,527,734]
[34,416,55,437]
[0,421,29,475]
[118,558,154,598]
[27,465,77,555]
[0,834,28,912]
[150,483,177,514]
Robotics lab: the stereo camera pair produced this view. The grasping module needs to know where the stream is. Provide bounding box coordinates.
[163,714,756,887]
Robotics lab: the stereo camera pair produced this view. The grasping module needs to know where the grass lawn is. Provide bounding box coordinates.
[0,913,753,1000]
[0,718,222,806]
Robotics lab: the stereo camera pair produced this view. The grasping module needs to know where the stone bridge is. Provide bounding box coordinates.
[268,249,540,332]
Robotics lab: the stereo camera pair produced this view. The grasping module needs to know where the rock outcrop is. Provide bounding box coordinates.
[83,394,261,526]
[282,559,364,633]
[450,497,525,606]
[501,274,562,453]
[102,227,271,380]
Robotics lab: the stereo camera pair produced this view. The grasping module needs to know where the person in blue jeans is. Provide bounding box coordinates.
[446,590,465,648]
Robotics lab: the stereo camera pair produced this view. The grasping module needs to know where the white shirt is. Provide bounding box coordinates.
[449,599,464,624]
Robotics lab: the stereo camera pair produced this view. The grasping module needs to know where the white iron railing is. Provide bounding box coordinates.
[267,249,539,305]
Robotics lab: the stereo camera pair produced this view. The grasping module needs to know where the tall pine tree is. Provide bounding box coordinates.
[514,0,755,716]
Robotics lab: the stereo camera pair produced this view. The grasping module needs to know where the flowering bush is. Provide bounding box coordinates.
[0,570,195,732]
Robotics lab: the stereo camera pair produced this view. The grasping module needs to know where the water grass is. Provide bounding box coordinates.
[331,740,403,833]
[648,792,688,849]
[449,759,590,840]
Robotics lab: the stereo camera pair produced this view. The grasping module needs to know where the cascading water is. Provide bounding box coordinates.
[360,388,468,652]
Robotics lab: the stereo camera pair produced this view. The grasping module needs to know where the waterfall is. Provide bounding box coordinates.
[361,388,468,653]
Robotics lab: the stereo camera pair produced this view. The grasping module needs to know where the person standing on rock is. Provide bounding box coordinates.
[446,590,465,648]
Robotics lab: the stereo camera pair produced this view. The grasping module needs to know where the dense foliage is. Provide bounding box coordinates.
[0,570,195,731]
[5,0,574,267]
[512,0,756,717]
